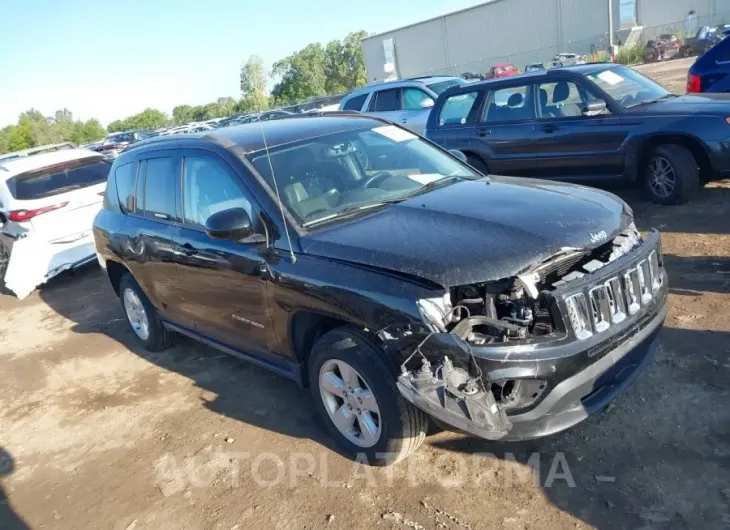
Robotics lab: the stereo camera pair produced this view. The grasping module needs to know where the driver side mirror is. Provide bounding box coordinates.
[420,98,435,109]
[205,208,253,241]
[448,149,468,162]
[582,100,607,116]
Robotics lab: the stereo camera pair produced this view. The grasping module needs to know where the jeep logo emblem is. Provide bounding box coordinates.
[590,230,608,244]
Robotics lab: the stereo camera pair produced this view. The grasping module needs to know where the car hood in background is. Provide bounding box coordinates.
[627,93,730,114]
[300,177,632,287]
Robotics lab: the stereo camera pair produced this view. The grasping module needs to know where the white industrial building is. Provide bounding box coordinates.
[362,0,730,82]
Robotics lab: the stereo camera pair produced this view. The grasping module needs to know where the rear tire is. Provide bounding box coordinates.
[643,144,699,205]
[467,155,489,175]
[118,274,175,351]
[308,327,428,466]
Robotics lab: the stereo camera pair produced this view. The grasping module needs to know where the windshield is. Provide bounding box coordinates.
[585,66,669,109]
[249,125,479,227]
[103,133,133,145]
[427,79,466,95]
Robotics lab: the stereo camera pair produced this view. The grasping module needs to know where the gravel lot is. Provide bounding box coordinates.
[2,59,729,530]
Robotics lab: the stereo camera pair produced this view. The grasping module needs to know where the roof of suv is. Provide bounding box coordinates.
[0,148,103,179]
[123,114,386,156]
[345,76,460,97]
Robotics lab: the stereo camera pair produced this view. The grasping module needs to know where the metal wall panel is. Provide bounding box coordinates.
[361,0,730,82]
[638,0,713,31]
[443,0,560,75]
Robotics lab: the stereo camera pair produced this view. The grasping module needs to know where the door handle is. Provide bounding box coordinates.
[476,128,491,137]
[541,124,558,133]
[400,118,408,124]
[181,243,198,256]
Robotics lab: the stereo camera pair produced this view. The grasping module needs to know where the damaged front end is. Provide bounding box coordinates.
[387,223,666,440]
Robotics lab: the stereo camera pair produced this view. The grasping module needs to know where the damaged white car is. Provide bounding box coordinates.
[0,145,111,298]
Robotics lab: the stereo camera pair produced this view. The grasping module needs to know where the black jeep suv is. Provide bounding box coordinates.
[93,114,668,465]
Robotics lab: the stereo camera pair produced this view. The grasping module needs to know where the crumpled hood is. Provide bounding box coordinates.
[300,176,632,287]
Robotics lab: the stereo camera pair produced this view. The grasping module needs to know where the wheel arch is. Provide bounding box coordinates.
[289,310,355,387]
[637,134,712,180]
[106,259,130,297]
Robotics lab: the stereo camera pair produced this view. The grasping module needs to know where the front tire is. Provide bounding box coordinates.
[643,144,699,205]
[118,274,175,351]
[308,328,428,466]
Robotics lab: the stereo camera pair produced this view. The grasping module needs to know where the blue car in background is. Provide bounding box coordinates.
[687,29,730,93]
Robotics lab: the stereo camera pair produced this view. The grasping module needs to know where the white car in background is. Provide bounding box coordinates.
[0,145,111,298]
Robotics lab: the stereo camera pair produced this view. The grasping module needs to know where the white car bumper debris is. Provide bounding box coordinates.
[3,233,96,299]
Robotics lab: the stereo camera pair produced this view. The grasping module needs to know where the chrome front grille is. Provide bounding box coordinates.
[565,250,664,340]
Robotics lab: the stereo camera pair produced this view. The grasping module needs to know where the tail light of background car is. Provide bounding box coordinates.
[8,202,68,222]
[687,72,702,93]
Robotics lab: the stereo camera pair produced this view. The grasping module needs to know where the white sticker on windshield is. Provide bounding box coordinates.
[372,125,417,142]
[407,173,444,185]
[597,70,624,85]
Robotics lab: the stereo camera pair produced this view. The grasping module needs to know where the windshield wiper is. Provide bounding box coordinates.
[302,177,464,228]
[629,93,679,108]
[400,175,463,199]
[302,201,400,228]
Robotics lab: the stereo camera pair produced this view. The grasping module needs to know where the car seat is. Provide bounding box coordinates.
[552,82,581,117]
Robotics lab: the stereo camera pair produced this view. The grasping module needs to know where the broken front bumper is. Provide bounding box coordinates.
[397,230,668,441]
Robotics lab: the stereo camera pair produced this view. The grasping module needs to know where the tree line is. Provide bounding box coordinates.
[1,30,368,154]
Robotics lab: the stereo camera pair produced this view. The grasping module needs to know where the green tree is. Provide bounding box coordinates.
[271,43,327,106]
[172,104,195,125]
[323,30,368,94]
[106,108,169,132]
[240,55,270,112]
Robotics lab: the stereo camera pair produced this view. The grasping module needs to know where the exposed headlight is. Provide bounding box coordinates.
[417,294,452,333]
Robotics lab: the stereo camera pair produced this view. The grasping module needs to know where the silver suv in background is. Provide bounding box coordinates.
[338,76,465,135]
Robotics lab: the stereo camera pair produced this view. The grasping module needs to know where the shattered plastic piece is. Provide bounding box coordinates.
[516,272,540,299]
[397,356,512,439]
[3,233,96,299]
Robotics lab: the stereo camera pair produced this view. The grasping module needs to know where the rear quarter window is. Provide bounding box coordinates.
[7,157,110,200]
[342,94,367,111]
[114,161,137,213]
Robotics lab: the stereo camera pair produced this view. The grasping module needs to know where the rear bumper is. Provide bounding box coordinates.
[2,232,96,298]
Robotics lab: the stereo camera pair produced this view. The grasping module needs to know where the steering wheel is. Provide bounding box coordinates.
[620,94,635,108]
[348,140,369,170]
[362,171,392,189]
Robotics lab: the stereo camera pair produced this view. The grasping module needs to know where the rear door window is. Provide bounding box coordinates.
[342,94,368,111]
[481,85,535,123]
[142,157,179,221]
[402,88,432,110]
[369,88,401,112]
[438,91,480,126]
[7,157,111,200]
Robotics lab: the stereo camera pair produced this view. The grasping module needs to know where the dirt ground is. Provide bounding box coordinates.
[2,62,729,530]
[633,57,694,93]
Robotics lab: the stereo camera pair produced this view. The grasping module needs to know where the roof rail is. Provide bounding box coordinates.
[0,142,77,164]
[405,74,447,80]
[280,110,364,119]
